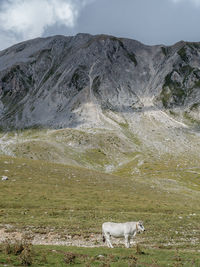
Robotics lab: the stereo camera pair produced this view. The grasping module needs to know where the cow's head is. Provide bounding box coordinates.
[137,221,145,233]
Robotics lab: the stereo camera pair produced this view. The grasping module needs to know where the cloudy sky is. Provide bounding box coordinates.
[0,0,200,50]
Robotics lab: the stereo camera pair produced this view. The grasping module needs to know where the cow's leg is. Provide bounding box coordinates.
[125,235,130,248]
[105,233,113,248]
[131,232,137,245]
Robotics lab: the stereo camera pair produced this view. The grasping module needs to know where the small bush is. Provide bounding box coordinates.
[63,252,76,265]
[14,240,24,255]
[3,239,12,255]
[20,245,33,266]
[136,244,145,255]
[3,238,33,266]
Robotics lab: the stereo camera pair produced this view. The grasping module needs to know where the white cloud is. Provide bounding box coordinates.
[0,0,94,50]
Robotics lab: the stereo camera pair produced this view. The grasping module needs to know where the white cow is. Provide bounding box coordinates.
[102,221,145,248]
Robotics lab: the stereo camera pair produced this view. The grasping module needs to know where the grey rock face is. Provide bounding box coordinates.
[0,34,200,130]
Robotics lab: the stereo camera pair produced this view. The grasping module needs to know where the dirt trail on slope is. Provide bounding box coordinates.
[0,226,143,248]
[0,227,107,247]
[0,226,199,251]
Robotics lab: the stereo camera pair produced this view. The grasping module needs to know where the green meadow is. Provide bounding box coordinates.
[0,245,200,266]
[0,152,200,266]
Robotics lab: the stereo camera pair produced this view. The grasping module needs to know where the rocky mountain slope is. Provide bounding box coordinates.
[0,34,200,170]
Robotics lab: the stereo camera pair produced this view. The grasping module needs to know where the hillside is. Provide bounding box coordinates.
[1,34,200,170]
[1,34,200,130]
[0,154,199,247]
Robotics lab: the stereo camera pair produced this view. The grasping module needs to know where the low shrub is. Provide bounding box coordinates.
[63,252,76,265]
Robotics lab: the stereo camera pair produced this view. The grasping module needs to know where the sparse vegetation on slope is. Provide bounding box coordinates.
[0,127,139,171]
[0,154,200,265]
[0,155,199,246]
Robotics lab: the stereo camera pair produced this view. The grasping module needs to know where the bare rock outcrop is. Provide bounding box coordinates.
[0,34,200,130]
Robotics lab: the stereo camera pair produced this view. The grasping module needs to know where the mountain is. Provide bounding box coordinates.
[1,33,200,171]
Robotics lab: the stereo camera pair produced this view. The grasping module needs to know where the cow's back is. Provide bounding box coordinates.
[102,222,125,237]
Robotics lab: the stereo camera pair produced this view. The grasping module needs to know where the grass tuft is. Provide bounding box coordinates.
[63,252,76,265]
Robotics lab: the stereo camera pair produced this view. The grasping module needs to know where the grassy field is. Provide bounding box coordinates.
[0,128,138,172]
[0,153,200,266]
[0,244,200,266]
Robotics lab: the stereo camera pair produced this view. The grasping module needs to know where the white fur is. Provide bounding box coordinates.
[102,221,145,248]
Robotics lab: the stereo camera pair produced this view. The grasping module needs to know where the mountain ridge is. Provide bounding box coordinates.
[0,33,200,170]
[2,33,200,130]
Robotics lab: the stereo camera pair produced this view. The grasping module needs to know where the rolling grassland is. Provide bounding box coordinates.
[0,154,200,266]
